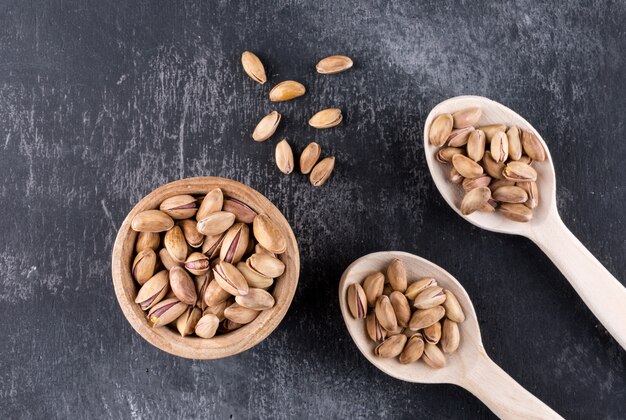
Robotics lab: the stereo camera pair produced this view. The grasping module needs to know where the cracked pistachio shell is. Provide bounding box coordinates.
[224,302,260,324]
[204,298,231,322]
[300,142,321,174]
[446,126,474,147]
[441,319,460,353]
[507,126,522,161]
[159,195,197,220]
[148,298,188,328]
[521,129,546,161]
[235,288,275,311]
[423,342,446,369]
[443,290,465,323]
[309,108,342,129]
[436,147,465,164]
[479,124,507,143]
[316,55,353,74]
[467,129,486,162]
[405,278,437,300]
[452,107,482,128]
[423,321,442,344]
[135,231,160,252]
[241,51,266,84]
[518,181,539,209]
[429,113,453,146]
[482,151,505,180]
[374,334,407,358]
[460,186,491,215]
[169,266,197,305]
[195,313,220,338]
[236,262,273,289]
[253,214,286,254]
[362,272,385,307]
[213,261,249,296]
[178,219,204,248]
[490,131,509,163]
[347,283,367,319]
[399,334,425,364]
[375,295,397,331]
[204,278,231,307]
[452,154,483,179]
[389,291,411,328]
[159,248,182,270]
[197,211,236,236]
[220,223,250,264]
[492,185,528,204]
[175,306,201,337]
[449,167,463,184]
[135,270,170,310]
[275,139,294,174]
[269,80,306,102]
[184,252,210,276]
[500,203,533,222]
[164,225,188,263]
[387,259,407,292]
[252,111,281,142]
[222,197,257,224]
[489,179,515,193]
[462,175,491,193]
[503,161,537,182]
[409,306,445,331]
[366,312,387,342]
[196,188,223,221]
[195,273,211,310]
[131,210,174,233]
[246,253,285,278]
[201,231,227,259]
[414,286,447,309]
[132,249,157,285]
[309,157,335,186]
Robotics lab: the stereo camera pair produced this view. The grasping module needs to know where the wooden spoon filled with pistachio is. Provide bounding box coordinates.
[339,251,562,419]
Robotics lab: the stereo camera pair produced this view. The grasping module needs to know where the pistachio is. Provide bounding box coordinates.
[375,295,397,331]
[452,107,482,128]
[308,108,342,129]
[389,291,411,328]
[252,111,281,142]
[131,210,174,233]
[274,139,294,174]
[362,272,385,307]
[204,278,231,307]
[387,258,407,292]
[253,214,287,254]
[220,319,243,332]
[521,129,546,161]
[347,283,368,319]
[423,322,442,344]
[506,126,522,161]
[462,175,491,193]
[135,231,160,252]
[204,299,230,322]
[195,313,220,338]
[236,262,274,289]
[423,342,446,369]
[518,181,539,209]
[488,179,515,193]
[246,253,285,278]
[194,273,211,310]
[443,290,465,323]
[269,80,306,102]
[197,211,236,236]
[492,185,528,204]
[479,124,507,142]
[500,203,533,222]
[409,306,445,331]
[441,319,460,353]
[241,51,266,84]
[176,306,202,337]
[178,219,204,248]
[159,248,182,270]
[132,249,157,285]
[466,129,486,161]
[310,157,336,186]
[201,231,227,259]
[316,55,353,74]
[399,333,425,364]
[196,188,223,221]
[374,334,407,358]
[213,261,249,296]
[452,154,483,179]
[481,199,498,212]
[366,312,387,342]
[169,266,197,305]
[481,151,505,180]
[460,186,491,215]
[502,161,537,182]
[148,298,188,328]
[135,270,170,310]
[159,195,197,220]
[490,131,509,163]
[299,142,322,174]
[446,126,475,147]
[224,302,260,324]
[414,286,447,309]
[222,197,257,224]
[164,225,188,263]
[436,147,465,163]
[405,278,437,300]
[517,155,533,165]
[219,223,250,263]
[449,167,463,184]
[428,113,453,146]
[184,252,210,276]
[235,288,275,311]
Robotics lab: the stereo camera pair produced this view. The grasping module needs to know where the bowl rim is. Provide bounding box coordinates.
[111,176,300,359]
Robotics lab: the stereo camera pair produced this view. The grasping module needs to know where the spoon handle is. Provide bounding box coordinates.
[459,351,562,419]
[529,211,626,350]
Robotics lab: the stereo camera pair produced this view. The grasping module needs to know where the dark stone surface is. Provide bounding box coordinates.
[1,0,625,418]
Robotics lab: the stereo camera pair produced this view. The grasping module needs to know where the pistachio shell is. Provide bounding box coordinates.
[159,248,182,270]
[452,107,482,128]
[269,80,306,102]
[235,288,275,311]
[148,298,188,328]
[316,55,353,74]
[197,211,236,236]
[405,278,437,300]
[409,306,445,331]
[500,203,533,222]
[252,111,281,142]
[441,319,460,353]
[374,295,397,331]
[490,131,509,163]
[224,302,260,324]
[462,175,491,193]
[506,126,522,161]
[204,299,230,322]
[389,291,411,328]
[178,219,204,248]
[213,261,249,296]
[135,231,160,252]
[253,214,287,254]
[241,51,266,84]
[184,252,210,276]
[201,232,227,259]
[452,154,483,179]
[362,272,385,307]
[436,147,465,163]
[274,139,294,174]
[219,223,250,264]
[164,225,188,263]
[482,151,505,180]
[429,113,453,146]
[492,185,528,204]
[449,167,463,184]
[347,283,367,319]
[479,124,507,142]
[521,129,546,161]
[194,273,211,310]
[374,334,407,358]
[423,342,446,368]
[254,244,276,258]
[246,253,285,278]
[131,210,174,233]
[169,266,197,305]
[399,334,425,364]
[443,290,465,323]
[308,108,342,129]
[460,186,491,215]
[204,278,231,307]
[387,259,407,292]
[132,249,157,285]
[503,161,537,182]
[159,195,197,219]
[135,270,170,310]
[309,157,335,186]
[175,306,201,336]
[366,312,387,342]
[222,197,257,224]
[467,129,486,161]
[446,126,474,147]
[219,319,243,332]
[423,321,442,344]
[196,188,223,221]
[414,286,447,309]
[236,262,274,289]
[300,142,322,174]
[195,313,220,338]
[518,181,539,209]
[488,179,515,193]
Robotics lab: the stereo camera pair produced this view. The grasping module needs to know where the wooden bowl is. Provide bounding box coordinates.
[111,177,300,359]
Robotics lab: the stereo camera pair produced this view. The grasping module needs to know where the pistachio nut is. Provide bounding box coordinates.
[414,286,447,309]
[252,111,281,142]
[466,129,486,162]
[253,214,287,254]
[197,211,236,236]
[135,231,160,252]
[164,225,188,263]
[308,108,342,129]
[362,272,385,307]
[405,278,437,300]
[219,223,250,264]
[452,107,482,128]
[399,333,425,364]
[175,306,201,337]
[423,321,442,344]
[436,147,465,163]
[479,124,507,142]
[389,291,411,328]
[502,161,537,182]
[202,231,227,259]
[235,288,275,311]
[374,295,397,331]
[196,188,223,221]
[246,253,285,278]
[499,203,533,222]
[132,249,157,285]
[159,195,197,220]
[481,151,505,180]
[492,185,528,204]
[135,270,170,310]
[195,273,211,310]
[449,167,463,184]
[241,51,266,84]
[374,334,407,358]
[462,175,491,193]
[275,139,294,174]
[347,283,367,319]
[236,261,274,289]
[441,319,460,353]
[460,186,491,215]
[224,302,260,324]
[316,55,353,74]
[409,306,445,331]
[452,154,483,179]
[178,219,204,248]
[222,197,257,224]
[213,261,249,296]
[131,210,174,233]
[428,113,453,146]
[269,80,306,102]
[423,342,446,369]
[488,179,515,193]
[184,252,210,276]
[521,129,546,161]
[443,290,465,323]
[506,126,522,161]
[220,319,243,332]
[446,126,475,147]
[366,312,387,342]
[517,155,533,165]
[169,266,197,305]
[158,248,182,270]
[387,258,407,292]
[309,157,335,186]
[490,131,509,163]
[195,313,220,338]
[204,278,231,307]
[300,142,322,174]
[204,299,230,322]
[148,298,188,328]
[518,181,539,209]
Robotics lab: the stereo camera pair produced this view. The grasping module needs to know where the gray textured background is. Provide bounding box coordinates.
[1,0,625,418]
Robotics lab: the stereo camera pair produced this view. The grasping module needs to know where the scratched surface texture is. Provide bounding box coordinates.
[1,0,625,418]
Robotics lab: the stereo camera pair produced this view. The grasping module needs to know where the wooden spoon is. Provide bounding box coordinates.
[423,95,626,350]
[339,251,562,419]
